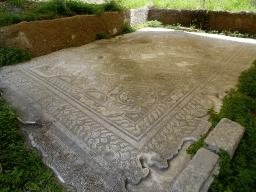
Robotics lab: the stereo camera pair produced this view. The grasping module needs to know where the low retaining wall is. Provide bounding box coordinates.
[147,6,256,36]
[0,5,256,59]
[0,10,133,58]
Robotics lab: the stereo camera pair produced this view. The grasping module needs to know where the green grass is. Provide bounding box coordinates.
[0,95,69,192]
[0,0,256,191]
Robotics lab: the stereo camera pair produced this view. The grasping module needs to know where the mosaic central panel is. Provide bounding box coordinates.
[24,52,203,148]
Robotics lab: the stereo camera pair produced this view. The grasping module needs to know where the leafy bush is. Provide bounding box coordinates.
[236,60,256,99]
[0,47,34,67]
[217,89,256,130]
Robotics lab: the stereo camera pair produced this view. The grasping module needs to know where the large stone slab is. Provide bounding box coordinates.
[1,28,256,191]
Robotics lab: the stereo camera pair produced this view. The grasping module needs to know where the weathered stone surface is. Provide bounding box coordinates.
[147,7,256,36]
[4,31,33,50]
[1,27,256,191]
[204,118,245,159]
[171,118,246,192]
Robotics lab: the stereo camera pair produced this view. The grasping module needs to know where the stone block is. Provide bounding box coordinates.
[204,118,245,159]
[171,118,246,192]
[171,147,220,192]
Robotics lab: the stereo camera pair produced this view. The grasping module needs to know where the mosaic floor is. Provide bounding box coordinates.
[1,28,256,191]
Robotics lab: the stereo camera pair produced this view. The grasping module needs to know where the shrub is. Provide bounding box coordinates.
[0,47,34,67]
[218,89,256,132]
[236,60,256,99]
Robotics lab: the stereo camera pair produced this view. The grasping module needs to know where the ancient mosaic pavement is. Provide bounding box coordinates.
[1,30,255,188]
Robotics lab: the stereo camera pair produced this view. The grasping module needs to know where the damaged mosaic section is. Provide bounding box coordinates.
[0,29,250,190]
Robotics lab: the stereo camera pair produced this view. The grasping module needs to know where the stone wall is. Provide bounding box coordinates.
[147,6,256,36]
[1,6,256,60]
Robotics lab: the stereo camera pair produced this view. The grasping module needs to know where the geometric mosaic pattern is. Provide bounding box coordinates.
[1,30,253,186]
